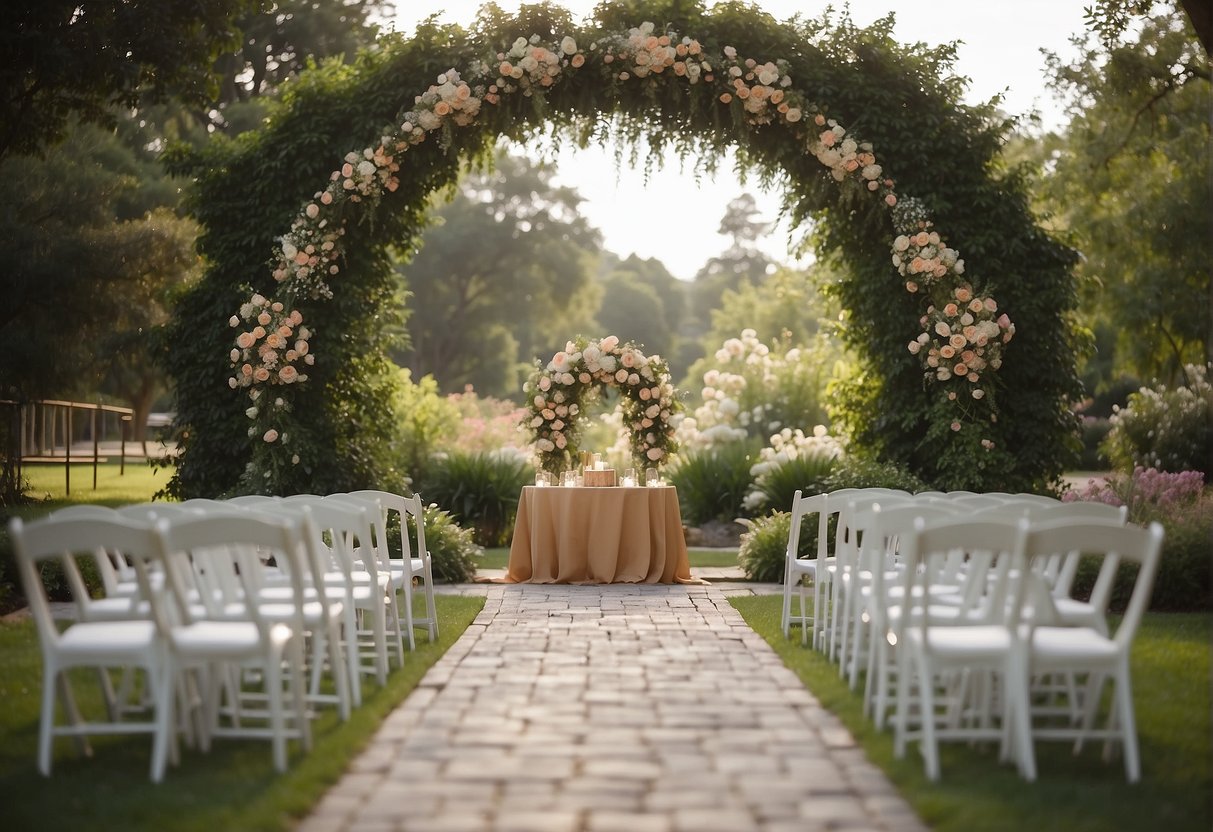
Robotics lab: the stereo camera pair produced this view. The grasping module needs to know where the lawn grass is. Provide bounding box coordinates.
[0,594,485,832]
[14,461,169,517]
[475,546,740,571]
[731,595,1213,832]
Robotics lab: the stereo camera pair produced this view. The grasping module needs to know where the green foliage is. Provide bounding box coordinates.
[391,369,461,485]
[419,451,532,547]
[0,0,258,160]
[738,511,790,583]
[165,0,1079,498]
[1102,365,1211,476]
[391,150,603,397]
[668,440,759,524]
[1039,7,1210,383]
[594,253,685,362]
[822,455,927,493]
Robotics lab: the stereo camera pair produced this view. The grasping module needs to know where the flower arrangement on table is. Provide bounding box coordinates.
[522,335,681,474]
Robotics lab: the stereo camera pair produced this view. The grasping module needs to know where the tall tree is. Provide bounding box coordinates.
[594,252,685,361]
[688,193,777,328]
[392,151,604,398]
[1040,3,1210,381]
[0,0,257,161]
[1085,0,1213,52]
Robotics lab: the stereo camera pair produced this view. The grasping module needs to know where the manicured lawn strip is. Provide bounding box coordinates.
[16,461,169,512]
[0,594,485,832]
[476,546,739,571]
[731,595,1212,832]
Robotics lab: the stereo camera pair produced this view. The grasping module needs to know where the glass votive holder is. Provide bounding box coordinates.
[535,470,549,487]
[562,470,577,487]
[622,467,637,487]
[645,467,660,487]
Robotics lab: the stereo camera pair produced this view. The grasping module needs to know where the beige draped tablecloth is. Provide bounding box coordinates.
[505,485,696,584]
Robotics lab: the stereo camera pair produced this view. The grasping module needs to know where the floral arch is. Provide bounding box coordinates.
[163,1,1079,498]
[524,335,681,472]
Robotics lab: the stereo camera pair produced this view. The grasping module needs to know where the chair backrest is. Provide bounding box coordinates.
[9,514,164,650]
[346,489,430,567]
[155,512,310,635]
[786,490,825,561]
[1024,520,1164,648]
[849,501,965,580]
[277,495,379,582]
[896,516,1032,632]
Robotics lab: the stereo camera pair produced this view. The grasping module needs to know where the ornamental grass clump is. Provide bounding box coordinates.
[667,441,759,524]
[743,426,844,514]
[420,449,532,547]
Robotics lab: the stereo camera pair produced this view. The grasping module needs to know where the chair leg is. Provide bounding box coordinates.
[150,660,176,783]
[781,561,793,638]
[37,665,60,776]
[399,576,417,651]
[918,657,941,781]
[266,656,287,773]
[1115,663,1140,783]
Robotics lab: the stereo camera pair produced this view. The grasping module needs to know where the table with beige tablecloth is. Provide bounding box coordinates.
[505,485,696,584]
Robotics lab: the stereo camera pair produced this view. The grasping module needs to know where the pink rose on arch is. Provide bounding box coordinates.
[943,303,959,317]
[950,421,961,432]
[253,367,271,383]
[984,298,998,312]
[641,418,653,428]
[939,345,955,359]
[236,332,256,349]
[615,369,628,383]
[621,351,635,368]
[639,387,652,400]
[538,376,552,391]
[646,447,664,461]
[579,372,591,384]
[600,335,620,352]
[279,366,298,383]
[628,373,640,386]
[264,429,279,443]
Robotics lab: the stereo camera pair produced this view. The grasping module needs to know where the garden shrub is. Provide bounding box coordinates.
[738,510,817,583]
[392,368,462,487]
[822,455,927,493]
[418,449,531,547]
[1102,364,1210,478]
[668,440,759,524]
[1065,468,1212,610]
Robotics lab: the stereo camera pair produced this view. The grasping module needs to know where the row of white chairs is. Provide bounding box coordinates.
[10,489,437,781]
[780,487,1162,782]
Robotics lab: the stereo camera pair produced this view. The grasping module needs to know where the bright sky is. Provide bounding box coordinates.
[388,1,1091,279]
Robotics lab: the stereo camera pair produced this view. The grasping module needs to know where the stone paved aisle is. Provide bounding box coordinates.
[297,584,927,832]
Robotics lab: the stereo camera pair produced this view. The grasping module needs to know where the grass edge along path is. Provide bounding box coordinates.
[0,594,485,832]
[730,595,1212,832]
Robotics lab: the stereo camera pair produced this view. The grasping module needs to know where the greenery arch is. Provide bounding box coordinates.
[163,0,1080,498]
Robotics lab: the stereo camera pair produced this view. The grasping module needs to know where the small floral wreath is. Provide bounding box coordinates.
[522,335,681,473]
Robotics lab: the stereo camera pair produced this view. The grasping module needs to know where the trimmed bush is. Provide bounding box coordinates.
[738,510,818,583]
[822,455,927,493]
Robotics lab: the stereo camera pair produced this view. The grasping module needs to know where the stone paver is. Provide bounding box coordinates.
[296,583,927,832]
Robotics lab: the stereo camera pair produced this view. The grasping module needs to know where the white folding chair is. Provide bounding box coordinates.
[150,512,314,777]
[10,514,177,782]
[346,489,439,645]
[1021,520,1164,783]
[781,490,825,644]
[891,516,1036,781]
